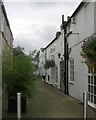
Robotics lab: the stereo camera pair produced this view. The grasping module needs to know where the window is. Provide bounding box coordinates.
[70,58,74,82]
[51,55,55,60]
[88,67,96,108]
[50,44,55,53]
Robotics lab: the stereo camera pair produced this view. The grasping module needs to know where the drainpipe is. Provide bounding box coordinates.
[66,42,69,95]
[62,15,69,95]
[45,49,47,82]
[64,26,67,94]
[62,15,66,94]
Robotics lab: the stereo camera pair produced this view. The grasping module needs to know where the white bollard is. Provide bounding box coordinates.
[17,93,21,119]
[83,91,87,120]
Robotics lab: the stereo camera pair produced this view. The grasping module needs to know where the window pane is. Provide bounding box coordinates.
[70,77,74,81]
[88,93,90,101]
[70,59,74,82]
[94,96,96,104]
[91,86,93,93]
[70,71,74,76]
[94,86,96,95]
[91,76,93,84]
[91,94,93,103]
[94,76,96,85]
[88,76,90,84]
[88,85,90,92]
[70,66,74,70]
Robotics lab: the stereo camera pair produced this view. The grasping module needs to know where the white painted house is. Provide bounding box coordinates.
[38,48,46,78]
[39,30,65,89]
[67,1,96,107]
[45,31,64,88]
[0,1,14,118]
[39,1,96,109]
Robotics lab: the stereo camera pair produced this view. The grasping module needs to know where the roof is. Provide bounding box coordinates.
[66,1,86,25]
[41,1,87,51]
[44,31,61,50]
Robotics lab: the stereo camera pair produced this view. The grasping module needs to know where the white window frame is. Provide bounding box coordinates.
[88,67,96,108]
[55,66,58,83]
[69,58,74,83]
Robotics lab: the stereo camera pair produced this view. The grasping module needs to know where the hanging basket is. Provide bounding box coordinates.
[44,60,55,69]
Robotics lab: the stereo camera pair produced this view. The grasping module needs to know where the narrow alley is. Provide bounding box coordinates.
[24,80,95,118]
[3,79,95,119]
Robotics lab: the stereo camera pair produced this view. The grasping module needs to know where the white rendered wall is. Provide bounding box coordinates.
[68,2,95,102]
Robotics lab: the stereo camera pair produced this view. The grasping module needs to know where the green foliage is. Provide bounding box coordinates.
[13,46,25,56]
[81,36,96,69]
[3,46,36,98]
[28,50,39,72]
[44,60,55,69]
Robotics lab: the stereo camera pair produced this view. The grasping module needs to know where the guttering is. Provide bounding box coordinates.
[44,32,61,50]
[66,2,86,26]
[1,2,14,40]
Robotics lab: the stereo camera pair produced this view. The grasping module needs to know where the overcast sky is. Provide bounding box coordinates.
[4,0,82,53]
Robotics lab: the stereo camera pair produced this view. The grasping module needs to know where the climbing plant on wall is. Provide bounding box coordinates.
[81,36,96,70]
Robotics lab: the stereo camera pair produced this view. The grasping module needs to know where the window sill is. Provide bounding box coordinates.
[69,81,74,84]
[55,83,58,85]
[50,76,53,78]
[88,101,96,111]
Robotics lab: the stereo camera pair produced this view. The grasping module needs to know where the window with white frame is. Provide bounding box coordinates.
[88,67,96,108]
[50,67,54,79]
[70,58,74,82]
[51,55,55,60]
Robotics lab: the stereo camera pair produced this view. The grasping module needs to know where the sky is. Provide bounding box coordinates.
[4,0,82,53]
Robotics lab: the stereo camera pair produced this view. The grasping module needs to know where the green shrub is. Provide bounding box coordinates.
[3,46,36,98]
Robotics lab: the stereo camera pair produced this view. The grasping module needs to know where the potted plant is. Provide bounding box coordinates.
[2,46,35,113]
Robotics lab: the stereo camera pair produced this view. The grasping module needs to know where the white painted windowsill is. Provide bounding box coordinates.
[55,83,58,85]
[69,81,74,84]
[88,101,96,109]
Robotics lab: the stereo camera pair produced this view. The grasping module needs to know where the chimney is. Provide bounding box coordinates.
[67,16,70,21]
[62,15,64,24]
[56,31,61,37]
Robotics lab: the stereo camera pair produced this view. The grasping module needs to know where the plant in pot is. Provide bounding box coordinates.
[2,46,35,113]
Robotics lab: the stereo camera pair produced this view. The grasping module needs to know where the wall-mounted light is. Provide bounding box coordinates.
[58,53,63,61]
[58,53,61,59]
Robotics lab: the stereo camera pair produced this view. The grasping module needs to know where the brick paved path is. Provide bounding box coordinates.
[3,79,95,118]
[22,80,95,118]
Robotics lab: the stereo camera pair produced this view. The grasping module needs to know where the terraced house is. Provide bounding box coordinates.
[0,1,14,118]
[39,29,65,89]
[39,0,96,110]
